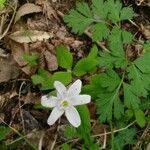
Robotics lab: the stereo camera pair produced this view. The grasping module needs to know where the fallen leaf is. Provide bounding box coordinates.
[14,3,42,23]
[8,30,53,43]
[21,109,39,133]
[8,41,36,75]
[0,55,20,83]
[44,50,58,71]
[36,0,58,20]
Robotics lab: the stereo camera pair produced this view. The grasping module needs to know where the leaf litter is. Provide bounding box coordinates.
[0,0,150,149]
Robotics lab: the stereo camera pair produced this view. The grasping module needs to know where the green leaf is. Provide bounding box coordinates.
[134,109,146,127]
[96,69,124,122]
[76,2,93,18]
[77,105,91,133]
[107,0,121,23]
[120,7,134,21]
[76,105,94,147]
[134,46,150,73]
[61,144,71,150]
[32,69,72,90]
[144,41,150,52]
[64,0,134,38]
[64,106,98,149]
[125,109,134,121]
[64,3,93,34]
[31,69,52,90]
[0,126,11,141]
[107,0,133,23]
[50,72,72,86]
[123,83,141,109]
[73,58,98,76]
[92,23,109,41]
[127,65,149,97]
[23,53,39,66]
[64,0,110,35]
[82,74,105,99]
[97,92,124,122]
[92,0,108,20]
[0,0,6,9]
[64,125,77,138]
[98,27,133,69]
[108,27,124,56]
[33,103,44,110]
[98,53,113,68]
[87,45,98,59]
[140,98,150,110]
[56,45,73,69]
[114,128,136,149]
[98,69,121,92]
[122,30,133,44]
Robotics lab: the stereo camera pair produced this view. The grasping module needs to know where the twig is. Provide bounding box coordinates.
[129,19,140,28]
[136,0,144,6]
[18,81,26,133]
[10,78,31,82]
[0,0,17,40]
[64,121,136,145]
[38,131,45,150]
[7,135,28,145]
[93,121,136,138]
[0,14,5,34]
[100,128,107,149]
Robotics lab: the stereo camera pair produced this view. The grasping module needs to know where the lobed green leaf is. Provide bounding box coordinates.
[56,45,73,69]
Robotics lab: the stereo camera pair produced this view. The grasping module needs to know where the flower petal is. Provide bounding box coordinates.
[47,107,64,125]
[67,79,82,97]
[70,95,91,106]
[41,95,58,108]
[65,106,81,127]
[54,81,67,98]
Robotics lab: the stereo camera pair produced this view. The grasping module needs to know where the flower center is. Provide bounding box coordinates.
[60,100,69,107]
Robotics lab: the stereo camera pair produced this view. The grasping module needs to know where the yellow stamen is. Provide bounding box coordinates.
[61,100,69,107]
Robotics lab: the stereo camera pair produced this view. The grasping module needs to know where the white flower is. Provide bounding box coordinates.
[41,79,91,128]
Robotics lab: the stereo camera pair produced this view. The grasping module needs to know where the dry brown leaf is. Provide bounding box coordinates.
[21,65,37,75]
[36,0,58,20]
[14,3,42,23]
[44,50,58,71]
[0,55,20,83]
[8,30,53,43]
[10,42,27,66]
[9,41,35,75]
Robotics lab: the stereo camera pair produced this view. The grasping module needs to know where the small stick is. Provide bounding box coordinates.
[0,0,17,40]
[63,121,135,145]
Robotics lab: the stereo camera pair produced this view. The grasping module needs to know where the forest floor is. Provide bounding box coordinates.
[0,0,150,149]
